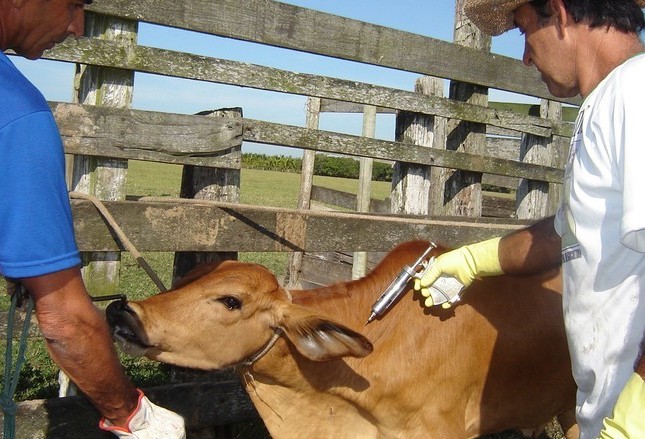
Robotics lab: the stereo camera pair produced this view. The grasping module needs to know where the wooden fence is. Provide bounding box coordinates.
[2,0,577,437]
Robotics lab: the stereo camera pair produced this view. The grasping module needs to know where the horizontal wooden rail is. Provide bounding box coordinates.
[310,186,516,219]
[85,0,581,106]
[40,38,573,139]
[49,103,563,183]
[71,199,534,253]
[52,103,242,168]
[320,99,578,123]
[242,119,565,183]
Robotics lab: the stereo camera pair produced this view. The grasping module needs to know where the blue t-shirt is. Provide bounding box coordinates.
[0,52,80,278]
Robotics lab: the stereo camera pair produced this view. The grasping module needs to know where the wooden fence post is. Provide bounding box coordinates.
[172,107,243,281]
[352,105,376,279]
[62,11,137,399]
[70,13,136,296]
[285,97,321,288]
[516,100,566,219]
[392,77,444,216]
[169,108,244,438]
[439,0,491,217]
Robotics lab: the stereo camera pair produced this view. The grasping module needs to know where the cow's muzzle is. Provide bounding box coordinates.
[106,299,152,349]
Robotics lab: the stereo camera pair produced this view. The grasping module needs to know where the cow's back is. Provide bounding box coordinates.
[289,240,575,437]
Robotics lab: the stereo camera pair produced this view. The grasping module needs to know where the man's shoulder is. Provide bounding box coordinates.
[612,53,645,86]
[587,54,645,108]
[0,55,50,129]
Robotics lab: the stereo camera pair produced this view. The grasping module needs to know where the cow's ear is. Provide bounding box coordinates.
[279,309,373,361]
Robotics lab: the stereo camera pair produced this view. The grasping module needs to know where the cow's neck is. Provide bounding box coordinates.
[290,276,383,330]
[239,339,378,438]
[236,258,419,437]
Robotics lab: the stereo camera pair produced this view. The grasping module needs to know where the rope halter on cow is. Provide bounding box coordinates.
[238,288,292,369]
[238,328,285,368]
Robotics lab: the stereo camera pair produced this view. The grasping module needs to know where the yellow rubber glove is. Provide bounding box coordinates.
[598,373,645,439]
[413,237,503,307]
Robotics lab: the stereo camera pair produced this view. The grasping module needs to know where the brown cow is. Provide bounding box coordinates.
[106,240,578,439]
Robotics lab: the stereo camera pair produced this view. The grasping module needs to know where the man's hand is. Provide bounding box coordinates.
[413,237,503,307]
[99,389,186,439]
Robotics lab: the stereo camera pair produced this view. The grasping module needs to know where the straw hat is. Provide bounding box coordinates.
[464,0,645,36]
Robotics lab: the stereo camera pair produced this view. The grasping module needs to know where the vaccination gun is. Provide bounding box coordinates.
[366,242,465,324]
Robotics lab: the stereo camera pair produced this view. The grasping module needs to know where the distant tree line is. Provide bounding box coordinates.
[242,153,394,182]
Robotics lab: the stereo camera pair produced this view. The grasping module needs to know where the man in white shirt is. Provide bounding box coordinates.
[414,1,645,438]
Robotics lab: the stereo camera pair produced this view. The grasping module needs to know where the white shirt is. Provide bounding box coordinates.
[554,53,645,439]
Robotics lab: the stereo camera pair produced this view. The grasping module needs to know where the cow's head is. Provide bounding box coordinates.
[106,260,373,370]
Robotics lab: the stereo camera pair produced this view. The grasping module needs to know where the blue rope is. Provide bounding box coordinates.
[2,291,34,439]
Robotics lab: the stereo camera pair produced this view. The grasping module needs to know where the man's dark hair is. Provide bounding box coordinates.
[529,0,645,33]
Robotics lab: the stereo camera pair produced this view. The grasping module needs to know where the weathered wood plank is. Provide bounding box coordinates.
[482,195,517,218]
[84,0,581,106]
[320,99,396,114]
[51,103,242,169]
[352,105,377,278]
[311,186,390,214]
[517,100,567,218]
[439,5,490,218]
[486,137,521,161]
[321,99,578,122]
[41,38,573,138]
[173,108,241,292]
[49,98,549,197]
[316,99,526,188]
[242,119,565,183]
[1,381,259,439]
[69,14,136,300]
[391,77,440,216]
[300,251,386,289]
[285,98,322,288]
[310,186,515,219]
[483,174,520,190]
[71,199,534,253]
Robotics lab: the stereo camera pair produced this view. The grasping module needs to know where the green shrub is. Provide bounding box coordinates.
[313,154,358,179]
[242,153,393,182]
[242,153,301,174]
[373,161,394,182]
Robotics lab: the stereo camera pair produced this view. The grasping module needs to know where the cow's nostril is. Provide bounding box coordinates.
[106,299,128,328]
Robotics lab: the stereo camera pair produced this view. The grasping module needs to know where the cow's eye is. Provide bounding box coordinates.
[218,296,242,311]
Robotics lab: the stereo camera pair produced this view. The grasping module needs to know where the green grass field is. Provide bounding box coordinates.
[126,160,392,207]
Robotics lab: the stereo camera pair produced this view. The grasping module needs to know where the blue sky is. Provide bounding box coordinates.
[12,1,532,156]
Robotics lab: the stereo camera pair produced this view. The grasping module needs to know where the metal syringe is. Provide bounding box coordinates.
[366,243,436,324]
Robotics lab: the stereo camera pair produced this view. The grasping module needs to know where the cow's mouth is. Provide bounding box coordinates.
[106,300,153,352]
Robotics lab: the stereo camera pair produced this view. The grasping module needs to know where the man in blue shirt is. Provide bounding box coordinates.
[0,0,184,436]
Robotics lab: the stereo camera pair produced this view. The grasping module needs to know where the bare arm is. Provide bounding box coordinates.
[21,267,138,426]
[416,215,562,299]
[498,215,561,275]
